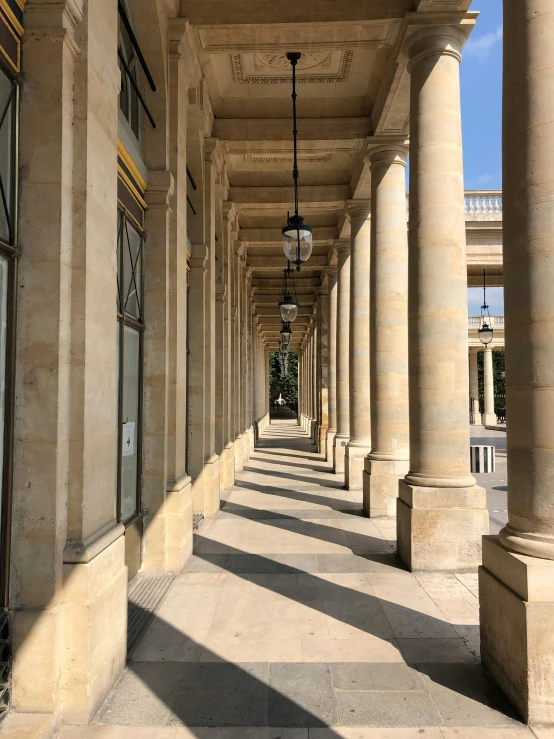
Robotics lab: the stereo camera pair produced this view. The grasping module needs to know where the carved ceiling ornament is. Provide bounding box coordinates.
[245,153,335,164]
[232,50,353,85]
[254,52,332,71]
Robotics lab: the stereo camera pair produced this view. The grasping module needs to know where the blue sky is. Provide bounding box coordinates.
[462,0,503,314]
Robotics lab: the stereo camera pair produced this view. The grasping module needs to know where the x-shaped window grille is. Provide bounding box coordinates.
[117,212,143,322]
[0,77,16,246]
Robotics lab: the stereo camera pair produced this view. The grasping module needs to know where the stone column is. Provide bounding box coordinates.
[318,284,330,453]
[345,203,372,490]
[333,241,351,473]
[220,203,237,489]
[233,244,244,472]
[11,0,126,720]
[479,0,554,724]
[312,320,314,444]
[397,25,487,571]
[364,144,410,517]
[201,139,222,515]
[326,266,338,461]
[469,348,482,425]
[481,346,497,425]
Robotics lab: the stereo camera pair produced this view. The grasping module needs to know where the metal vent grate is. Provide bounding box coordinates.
[127,575,173,657]
[0,612,10,722]
[193,513,204,530]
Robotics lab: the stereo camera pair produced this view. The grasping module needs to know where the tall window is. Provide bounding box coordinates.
[116,209,144,524]
[118,0,142,143]
[0,61,18,607]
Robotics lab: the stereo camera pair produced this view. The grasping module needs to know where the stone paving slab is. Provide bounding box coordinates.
[84,421,530,736]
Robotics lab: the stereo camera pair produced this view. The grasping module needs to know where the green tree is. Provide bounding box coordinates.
[269,351,298,406]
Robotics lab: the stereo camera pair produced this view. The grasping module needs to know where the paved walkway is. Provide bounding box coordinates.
[60,420,542,738]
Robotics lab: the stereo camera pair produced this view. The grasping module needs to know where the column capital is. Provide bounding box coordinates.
[405,24,470,69]
[145,170,175,210]
[346,200,371,225]
[204,137,225,172]
[334,239,351,257]
[366,138,409,169]
[189,243,208,271]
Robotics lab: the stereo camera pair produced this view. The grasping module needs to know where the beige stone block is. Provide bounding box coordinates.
[345,445,369,491]
[480,536,554,725]
[334,437,348,475]
[363,458,409,518]
[12,606,62,713]
[397,481,488,571]
[60,535,127,723]
[0,713,55,738]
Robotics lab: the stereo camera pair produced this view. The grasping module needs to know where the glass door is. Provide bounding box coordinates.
[117,209,144,580]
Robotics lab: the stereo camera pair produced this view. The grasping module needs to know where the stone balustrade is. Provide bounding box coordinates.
[405,190,502,221]
[464,190,502,219]
[468,315,504,327]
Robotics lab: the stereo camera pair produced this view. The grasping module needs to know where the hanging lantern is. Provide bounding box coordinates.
[478,269,494,346]
[280,321,292,348]
[282,215,313,268]
[278,266,300,323]
[282,52,313,272]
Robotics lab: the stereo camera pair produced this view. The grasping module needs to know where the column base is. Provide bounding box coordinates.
[345,444,371,491]
[326,429,336,464]
[363,457,409,518]
[333,435,349,474]
[397,479,488,571]
[143,474,193,573]
[202,454,221,518]
[12,534,127,722]
[242,426,253,463]
[318,425,328,456]
[220,443,235,490]
[234,434,244,473]
[479,535,554,724]
[482,412,497,426]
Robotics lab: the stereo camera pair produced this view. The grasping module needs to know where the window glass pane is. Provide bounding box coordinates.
[123,219,142,321]
[0,257,8,556]
[0,71,15,244]
[120,325,140,521]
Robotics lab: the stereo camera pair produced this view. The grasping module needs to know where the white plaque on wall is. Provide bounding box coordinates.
[122,421,135,457]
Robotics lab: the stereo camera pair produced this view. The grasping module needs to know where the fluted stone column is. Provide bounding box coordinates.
[364,144,410,517]
[398,25,487,571]
[326,266,338,460]
[481,346,497,425]
[469,348,482,425]
[333,241,351,474]
[345,203,372,490]
[479,0,554,724]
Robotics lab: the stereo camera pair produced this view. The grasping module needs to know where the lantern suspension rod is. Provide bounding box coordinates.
[482,269,488,311]
[287,52,301,217]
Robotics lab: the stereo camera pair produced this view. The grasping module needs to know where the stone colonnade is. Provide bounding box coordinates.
[469,345,502,426]
[302,24,488,571]
[9,5,269,723]
[297,4,554,722]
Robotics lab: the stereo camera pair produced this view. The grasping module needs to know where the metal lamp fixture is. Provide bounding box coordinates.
[282,52,313,271]
[478,269,494,346]
[279,266,300,323]
[280,322,292,348]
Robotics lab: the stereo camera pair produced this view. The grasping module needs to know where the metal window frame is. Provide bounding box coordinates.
[0,56,19,610]
[116,206,145,528]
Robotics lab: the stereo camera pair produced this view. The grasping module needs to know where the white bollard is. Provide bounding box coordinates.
[470,445,495,473]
